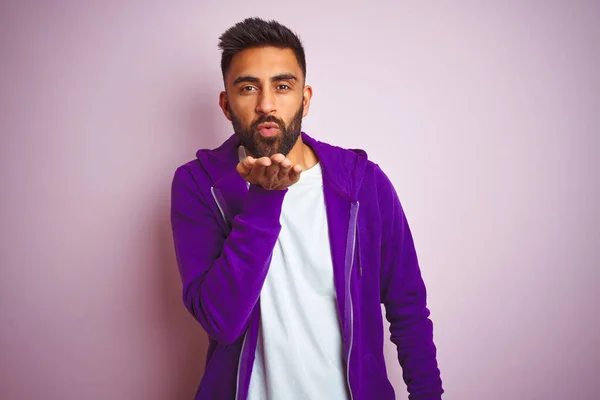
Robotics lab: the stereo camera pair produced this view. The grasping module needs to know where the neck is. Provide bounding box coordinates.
[286,135,319,171]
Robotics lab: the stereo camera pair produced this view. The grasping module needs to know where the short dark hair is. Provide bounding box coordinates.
[218,17,306,83]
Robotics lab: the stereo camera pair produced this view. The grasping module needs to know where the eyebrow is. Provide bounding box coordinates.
[232,74,298,86]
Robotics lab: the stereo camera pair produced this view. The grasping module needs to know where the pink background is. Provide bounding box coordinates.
[1,2,598,399]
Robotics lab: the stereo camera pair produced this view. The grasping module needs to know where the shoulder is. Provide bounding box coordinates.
[358,161,404,219]
[171,158,214,206]
[172,159,206,186]
[360,158,394,189]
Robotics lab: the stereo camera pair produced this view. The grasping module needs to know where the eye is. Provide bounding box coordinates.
[277,84,290,91]
[241,86,257,92]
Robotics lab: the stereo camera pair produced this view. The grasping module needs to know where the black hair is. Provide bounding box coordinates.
[218,17,306,82]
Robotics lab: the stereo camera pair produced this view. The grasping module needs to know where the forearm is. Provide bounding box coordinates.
[172,169,286,343]
[387,301,442,399]
[184,186,286,343]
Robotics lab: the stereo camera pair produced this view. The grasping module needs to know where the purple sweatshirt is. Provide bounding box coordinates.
[170,132,443,400]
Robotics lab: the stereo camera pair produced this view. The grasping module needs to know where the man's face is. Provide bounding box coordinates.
[219,46,312,158]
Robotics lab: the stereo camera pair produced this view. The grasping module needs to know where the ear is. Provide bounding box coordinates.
[302,85,313,118]
[219,91,232,121]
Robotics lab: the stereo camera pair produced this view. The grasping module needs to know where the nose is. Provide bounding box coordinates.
[256,88,276,115]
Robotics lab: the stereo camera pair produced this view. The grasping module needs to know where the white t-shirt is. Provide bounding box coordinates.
[245,154,349,400]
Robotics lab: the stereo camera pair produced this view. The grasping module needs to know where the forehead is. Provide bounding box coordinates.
[227,46,302,82]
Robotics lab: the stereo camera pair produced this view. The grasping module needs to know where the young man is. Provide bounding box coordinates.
[171,17,443,400]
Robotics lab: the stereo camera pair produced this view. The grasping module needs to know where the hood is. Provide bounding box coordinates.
[196,132,368,201]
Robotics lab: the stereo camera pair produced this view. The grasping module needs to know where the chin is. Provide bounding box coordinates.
[258,145,281,158]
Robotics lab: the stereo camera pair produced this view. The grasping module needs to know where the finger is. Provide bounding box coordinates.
[277,158,292,180]
[287,164,303,184]
[236,156,255,177]
[249,157,271,182]
[264,160,282,188]
[270,153,285,164]
[257,157,271,167]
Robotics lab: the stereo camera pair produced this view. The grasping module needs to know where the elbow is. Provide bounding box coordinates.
[211,327,245,345]
[184,295,246,345]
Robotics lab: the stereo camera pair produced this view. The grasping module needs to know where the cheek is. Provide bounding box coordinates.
[280,98,299,113]
[230,106,255,126]
[234,98,258,115]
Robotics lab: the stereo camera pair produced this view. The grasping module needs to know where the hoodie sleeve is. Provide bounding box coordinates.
[376,166,444,399]
[170,166,286,344]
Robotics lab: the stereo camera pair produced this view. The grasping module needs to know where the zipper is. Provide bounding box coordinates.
[210,186,227,225]
[346,201,359,400]
[211,187,247,399]
[235,331,249,400]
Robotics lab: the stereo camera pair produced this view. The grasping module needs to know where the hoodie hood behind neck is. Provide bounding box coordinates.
[196,132,368,201]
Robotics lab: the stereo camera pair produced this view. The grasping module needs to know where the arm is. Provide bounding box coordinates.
[170,166,286,344]
[377,166,444,399]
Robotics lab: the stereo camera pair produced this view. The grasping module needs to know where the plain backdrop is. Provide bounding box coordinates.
[1,1,598,399]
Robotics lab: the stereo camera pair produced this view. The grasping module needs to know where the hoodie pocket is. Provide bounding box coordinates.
[363,353,395,398]
[364,352,382,375]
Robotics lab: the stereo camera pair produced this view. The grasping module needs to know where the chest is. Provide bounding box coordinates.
[268,185,335,295]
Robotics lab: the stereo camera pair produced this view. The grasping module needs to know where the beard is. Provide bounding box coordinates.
[229,103,303,158]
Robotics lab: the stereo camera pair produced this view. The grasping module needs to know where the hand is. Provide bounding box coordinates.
[236,153,303,190]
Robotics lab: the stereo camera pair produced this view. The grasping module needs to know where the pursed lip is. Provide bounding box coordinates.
[256,122,279,130]
[256,122,281,138]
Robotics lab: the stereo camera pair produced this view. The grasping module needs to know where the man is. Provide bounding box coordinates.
[171,17,443,400]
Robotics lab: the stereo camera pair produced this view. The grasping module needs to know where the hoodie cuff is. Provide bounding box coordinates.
[241,184,287,224]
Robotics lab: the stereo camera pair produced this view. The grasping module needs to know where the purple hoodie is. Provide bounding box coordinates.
[170,132,443,399]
